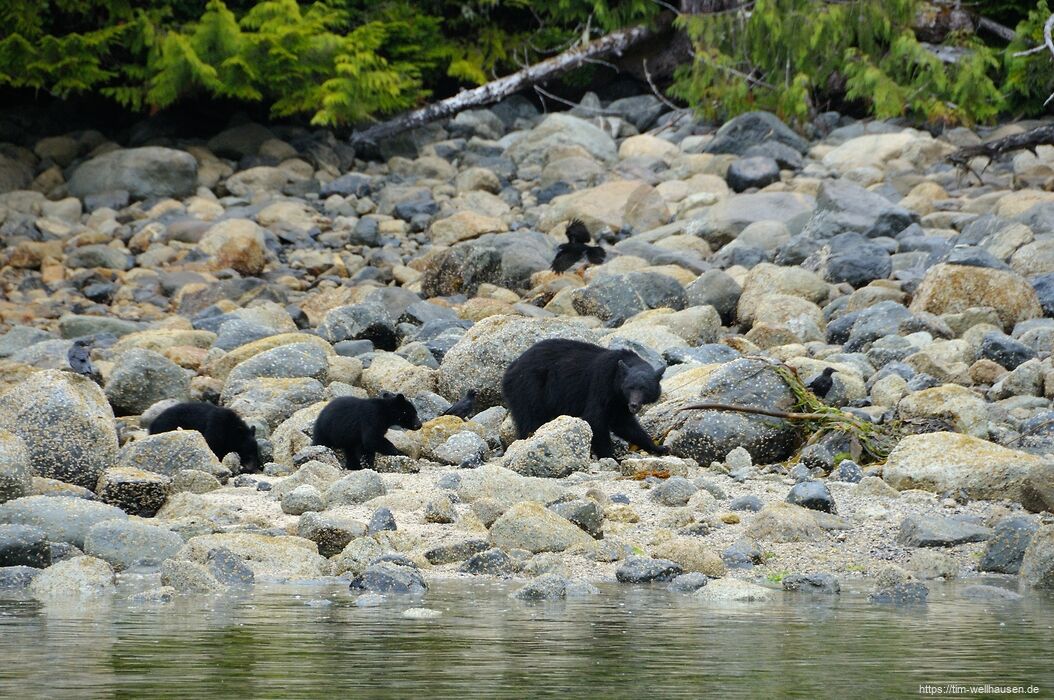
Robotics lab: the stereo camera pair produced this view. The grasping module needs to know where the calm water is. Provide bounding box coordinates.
[0,578,1051,698]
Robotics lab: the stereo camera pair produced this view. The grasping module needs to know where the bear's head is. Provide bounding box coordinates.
[236,423,261,472]
[380,391,423,430]
[616,356,662,414]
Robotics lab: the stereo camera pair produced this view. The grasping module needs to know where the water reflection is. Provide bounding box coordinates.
[0,580,1051,698]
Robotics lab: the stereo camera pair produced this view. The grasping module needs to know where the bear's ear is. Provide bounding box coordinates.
[250,425,256,436]
[617,359,628,372]
[379,390,394,399]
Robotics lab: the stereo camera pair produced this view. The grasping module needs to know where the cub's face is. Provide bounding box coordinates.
[381,392,423,430]
[617,359,662,414]
[237,425,261,472]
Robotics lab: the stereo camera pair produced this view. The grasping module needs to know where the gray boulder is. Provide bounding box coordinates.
[1020,525,1054,589]
[980,516,1038,574]
[0,524,51,568]
[726,156,781,192]
[615,556,683,583]
[117,431,227,480]
[503,416,592,479]
[351,561,427,594]
[705,111,807,155]
[0,431,31,503]
[68,147,197,200]
[83,519,183,571]
[897,515,992,548]
[324,469,386,506]
[0,371,118,489]
[644,358,801,465]
[105,349,190,416]
[437,316,596,409]
[0,495,126,548]
[95,466,171,517]
[571,271,687,326]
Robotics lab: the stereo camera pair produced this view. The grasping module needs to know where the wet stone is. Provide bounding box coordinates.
[424,539,490,565]
[786,480,836,513]
[980,516,1038,574]
[869,582,929,605]
[459,548,518,576]
[350,561,427,595]
[666,572,710,593]
[897,515,993,548]
[207,547,255,586]
[729,495,763,512]
[781,573,841,594]
[367,507,397,534]
[615,556,683,584]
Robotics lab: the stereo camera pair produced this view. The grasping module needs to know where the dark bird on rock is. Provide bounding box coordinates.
[441,389,478,420]
[66,339,101,384]
[807,367,836,399]
[551,219,606,273]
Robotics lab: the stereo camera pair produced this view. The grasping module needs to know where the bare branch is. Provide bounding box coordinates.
[678,402,831,421]
[643,57,681,110]
[1012,12,1054,58]
[350,20,669,145]
[947,124,1054,180]
[976,16,1016,43]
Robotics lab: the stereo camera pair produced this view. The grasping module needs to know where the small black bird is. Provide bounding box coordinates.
[67,339,99,379]
[442,389,478,420]
[807,367,836,399]
[551,219,606,273]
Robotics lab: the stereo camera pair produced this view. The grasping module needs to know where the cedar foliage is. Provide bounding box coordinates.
[1,0,1053,127]
[669,0,1011,126]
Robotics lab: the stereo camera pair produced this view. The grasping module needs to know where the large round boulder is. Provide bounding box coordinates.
[437,315,596,409]
[0,371,118,489]
[0,430,31,503]
[643,358,802,465]
[105,348,190,416]
[68,147,197,200]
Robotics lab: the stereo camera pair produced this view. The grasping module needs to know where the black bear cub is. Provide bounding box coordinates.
[313,392,423,470]
[502,338,666,459]
[149,402,261,471]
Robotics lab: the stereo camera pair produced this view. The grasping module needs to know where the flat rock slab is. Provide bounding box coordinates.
[897,515,992,548]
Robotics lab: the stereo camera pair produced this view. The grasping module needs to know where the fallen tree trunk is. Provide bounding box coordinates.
[948,124,1054,181]
[350,16,672,146]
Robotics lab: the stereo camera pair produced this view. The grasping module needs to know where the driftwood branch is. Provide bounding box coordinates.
[678,402,831,421]
[1013,12,1054,58]
[350,18,671,145]
[976,16,1016,43]
[948,124,1054,183]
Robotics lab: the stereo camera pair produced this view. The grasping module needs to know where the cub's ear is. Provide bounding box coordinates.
[396,393,405,400]
[617,359,628,371]
[379,390,395,399]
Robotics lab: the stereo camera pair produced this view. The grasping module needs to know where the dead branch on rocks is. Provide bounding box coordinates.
[947,124,1054,183]
[350,17,672,146]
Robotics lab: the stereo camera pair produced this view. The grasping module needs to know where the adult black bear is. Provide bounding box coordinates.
[313,392,423,470]
[502,339,666,459]
[149,402,261,471]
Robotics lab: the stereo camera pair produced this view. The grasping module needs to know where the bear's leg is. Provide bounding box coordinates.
[376,437,402,457]
[362,449,377,469]
[589,422,615,459]
[611,412,667,455]
[343,444,362,470]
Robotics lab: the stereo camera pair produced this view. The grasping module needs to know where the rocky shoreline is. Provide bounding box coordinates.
[1,95,1054,604]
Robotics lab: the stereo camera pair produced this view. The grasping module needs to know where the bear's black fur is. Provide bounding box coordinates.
[501,338,666,459]
[313,392,422,470]
[148,402,260,471]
